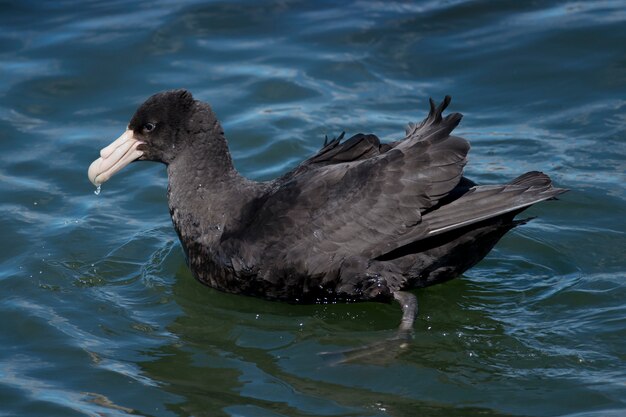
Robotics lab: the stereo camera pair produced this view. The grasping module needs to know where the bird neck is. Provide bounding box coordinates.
[165,130,265,260]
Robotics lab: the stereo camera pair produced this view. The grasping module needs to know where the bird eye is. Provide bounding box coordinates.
[143,122,156,133]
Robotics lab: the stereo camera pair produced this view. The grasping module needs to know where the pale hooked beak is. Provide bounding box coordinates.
[87,129,144,186]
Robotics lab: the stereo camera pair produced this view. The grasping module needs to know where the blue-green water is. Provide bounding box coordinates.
[1,1,625,416]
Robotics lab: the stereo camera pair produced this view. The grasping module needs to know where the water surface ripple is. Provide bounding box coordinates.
[0,1,624,416]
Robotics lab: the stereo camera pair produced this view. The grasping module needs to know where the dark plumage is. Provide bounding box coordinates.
[88,89,567,333]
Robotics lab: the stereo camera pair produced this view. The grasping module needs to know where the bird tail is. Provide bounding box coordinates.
[421,171,568,238]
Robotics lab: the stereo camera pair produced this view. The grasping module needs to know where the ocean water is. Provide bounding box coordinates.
[1,1,625,416]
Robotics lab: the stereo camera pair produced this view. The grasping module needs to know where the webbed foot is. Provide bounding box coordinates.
[319,291,417,365]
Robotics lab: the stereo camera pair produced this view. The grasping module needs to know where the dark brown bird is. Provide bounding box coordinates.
[88,89,566,334]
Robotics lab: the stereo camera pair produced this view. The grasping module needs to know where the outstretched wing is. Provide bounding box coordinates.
[224,97,468,274]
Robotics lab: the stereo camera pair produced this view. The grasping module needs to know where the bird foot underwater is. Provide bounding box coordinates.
[319,292,417,365]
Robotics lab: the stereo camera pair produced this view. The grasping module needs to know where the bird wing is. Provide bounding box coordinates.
[276,132,390,183]
[225,97,469,274]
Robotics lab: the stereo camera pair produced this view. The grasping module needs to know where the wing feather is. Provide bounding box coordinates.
[224,97,470,274]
